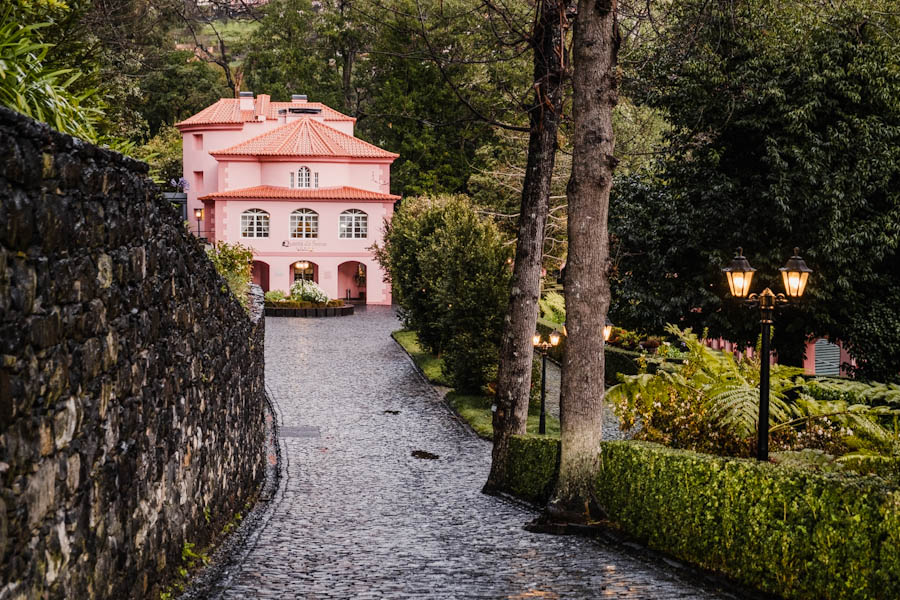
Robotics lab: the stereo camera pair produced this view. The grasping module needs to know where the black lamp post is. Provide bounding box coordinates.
[194,207,203,235]
[532,329,561,435]
[722,247,812,461]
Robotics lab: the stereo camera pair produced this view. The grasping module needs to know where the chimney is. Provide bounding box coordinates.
[239,91,254,111]
[291,94,308,104]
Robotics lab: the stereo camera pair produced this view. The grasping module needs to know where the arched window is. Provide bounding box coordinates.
[297,166,311,188]
[241,209,269,238]
[339,209,367,239]
[290,208,318,238]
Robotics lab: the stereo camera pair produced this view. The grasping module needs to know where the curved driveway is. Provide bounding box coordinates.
[211,307,745,599]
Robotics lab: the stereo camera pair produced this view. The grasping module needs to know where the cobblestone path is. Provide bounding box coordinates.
[209,307,745,599]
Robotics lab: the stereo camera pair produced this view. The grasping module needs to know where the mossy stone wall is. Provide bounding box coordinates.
[0,107,267,599]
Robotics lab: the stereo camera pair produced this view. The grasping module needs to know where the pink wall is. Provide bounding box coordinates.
[180,95,396,305]
[215,199,394,304]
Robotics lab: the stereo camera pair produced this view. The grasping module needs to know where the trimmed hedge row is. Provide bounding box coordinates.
[498,436,900,600]
[495,435,560,504]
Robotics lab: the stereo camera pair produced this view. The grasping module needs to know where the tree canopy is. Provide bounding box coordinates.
[610,0,900,381]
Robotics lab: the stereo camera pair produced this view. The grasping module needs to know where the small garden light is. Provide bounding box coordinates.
[603,317,614,342]
[533,330,562,435]
[722,246,812,461]
[194,207,204,238]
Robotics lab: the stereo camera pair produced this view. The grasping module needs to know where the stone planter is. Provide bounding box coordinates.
[264,305,355,318]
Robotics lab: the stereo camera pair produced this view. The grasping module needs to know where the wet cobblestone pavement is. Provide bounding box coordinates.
[207,307,747,599]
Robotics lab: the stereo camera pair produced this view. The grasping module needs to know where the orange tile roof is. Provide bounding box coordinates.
[209,118,399,159]
[199,185,401,202]
[176,96,355,127]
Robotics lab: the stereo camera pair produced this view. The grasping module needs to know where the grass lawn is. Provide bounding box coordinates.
[393,329,560,440]
[391,330,452,386]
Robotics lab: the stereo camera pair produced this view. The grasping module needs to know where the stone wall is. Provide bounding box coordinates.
[0,107,267,599]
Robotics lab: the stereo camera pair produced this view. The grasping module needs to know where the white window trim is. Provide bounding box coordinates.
[339,209,368,239]
[290,208,319,239]
[241,209,270,238]
[298,166,311,189]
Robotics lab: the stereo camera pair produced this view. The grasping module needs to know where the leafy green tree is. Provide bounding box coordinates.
[135,125,183,185]
[611,0,900,380]
[137,50,231,136]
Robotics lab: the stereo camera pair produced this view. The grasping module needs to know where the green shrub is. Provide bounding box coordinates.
[493,437,900,599]
[374,195,512,392]
[498,435,560,505]
[264,290,287,303]
[206,242,253,311]
[594,441,900,600]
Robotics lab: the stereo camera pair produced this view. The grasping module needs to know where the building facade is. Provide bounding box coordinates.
[176,92,399,304]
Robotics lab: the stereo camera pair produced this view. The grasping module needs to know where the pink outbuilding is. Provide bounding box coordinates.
[176,92,399,305]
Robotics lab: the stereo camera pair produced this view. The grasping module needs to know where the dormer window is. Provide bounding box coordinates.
[297,166,311,188]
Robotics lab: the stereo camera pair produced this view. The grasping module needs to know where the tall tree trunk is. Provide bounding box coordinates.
[549,0,619,520]
[484,0,571,493]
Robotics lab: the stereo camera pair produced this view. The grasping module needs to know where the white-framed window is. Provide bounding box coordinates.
[241,209,270,238]
[290,208,318,238]
[297,166,311,188]
[339,209,367,239]
[314,172,319,188]
[290,171,294,189]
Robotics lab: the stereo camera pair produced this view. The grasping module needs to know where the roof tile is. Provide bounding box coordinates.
[209,118,398,159]
[176,98,355,127]
[199,185,400,202]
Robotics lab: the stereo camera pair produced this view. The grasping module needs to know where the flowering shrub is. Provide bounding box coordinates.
[290,279,328,304]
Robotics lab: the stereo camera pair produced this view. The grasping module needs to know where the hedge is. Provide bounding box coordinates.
[495,435,560,504]
[497,436,900,600]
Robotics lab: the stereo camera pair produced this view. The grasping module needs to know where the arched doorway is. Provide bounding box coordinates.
[291,260,318,284]
[338,261,366,303]
[251,260,270,292]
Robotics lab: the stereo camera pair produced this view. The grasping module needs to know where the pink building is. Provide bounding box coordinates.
[176,92,399,304]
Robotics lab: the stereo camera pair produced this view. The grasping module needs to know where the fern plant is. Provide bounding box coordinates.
[607,325,900,458]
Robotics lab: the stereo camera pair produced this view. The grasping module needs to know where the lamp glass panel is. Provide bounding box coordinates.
[726,270,753,297]
[603,325,613,341]
[549,331,560,346]
[782,270,809,297]
[532,334,541,346]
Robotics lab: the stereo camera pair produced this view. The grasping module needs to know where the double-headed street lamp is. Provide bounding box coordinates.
[532,318,613,436]
[532,329,561,435]
[722,247,813,461]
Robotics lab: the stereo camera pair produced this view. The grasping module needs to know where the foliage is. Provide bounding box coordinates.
[206,241,253,311]
[136,50,230,137]
[264,299,344,308]
[135,125,182,186]
[290,279,329,303]
[374,195,512,392]
[264,290,287,303]
[594,441,900,600]
[538,291,566,324]
[607,326,899,458]
[0,10,103,141]
[611,0,900,378]
[243,0,500,197]
[489,434,560,505]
